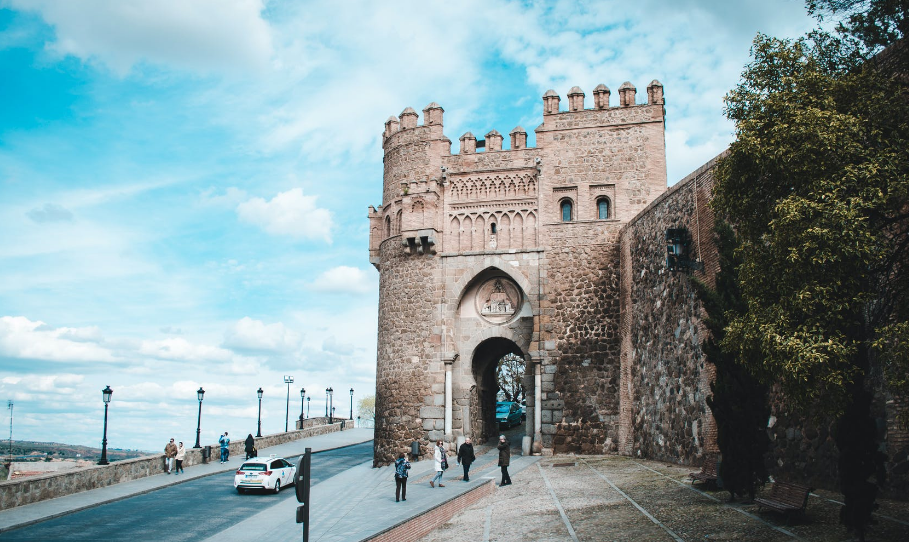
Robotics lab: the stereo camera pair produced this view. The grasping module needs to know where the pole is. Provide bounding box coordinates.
[194,399,203,448]
[349,389,354,420]
[324,389,328,417]
[285,381,290,433]
[307,397,310,418]
[299,389,305,425]
[295,447,312,541]
[7,401,12,467]
[328,389,333,424]
[256,394,263,438]
[98,402,110,465]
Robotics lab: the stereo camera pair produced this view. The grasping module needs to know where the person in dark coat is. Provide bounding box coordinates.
[497,434,512,486]
[394,452,411,502]
[245,434,256,459]
[457,437,476,481]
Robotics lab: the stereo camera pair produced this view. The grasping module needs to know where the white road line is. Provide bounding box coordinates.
[483,503,493,542]
[808,494,909,527]
[536,463,580,542]
[582,459,685,542]
[631,460,802,540]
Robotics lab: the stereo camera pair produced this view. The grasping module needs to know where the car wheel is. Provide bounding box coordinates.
[237,487,244,494]
[274,479,281,494]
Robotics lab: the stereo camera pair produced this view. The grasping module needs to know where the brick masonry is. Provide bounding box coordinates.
[0,421,350,510]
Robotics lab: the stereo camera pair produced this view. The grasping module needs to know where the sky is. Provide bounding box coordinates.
[0,0,819,453]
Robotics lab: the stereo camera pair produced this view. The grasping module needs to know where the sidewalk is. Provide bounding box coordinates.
[0,427,375,533]
[205,443,540,542]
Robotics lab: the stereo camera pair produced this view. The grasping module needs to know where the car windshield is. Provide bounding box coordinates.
[496,404,511,413]
[240,463,267,471]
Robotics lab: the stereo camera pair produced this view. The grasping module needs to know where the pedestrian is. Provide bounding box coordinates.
[430,439,447,488]
[394,452,410,502]
[175,441,185,474]
[245,433,256,459]
[164,438,177,474]
[457,436,476,482]
[497,434,512,486]
[219,431,230,463]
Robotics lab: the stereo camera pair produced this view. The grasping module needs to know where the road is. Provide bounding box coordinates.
[2,441,374,541]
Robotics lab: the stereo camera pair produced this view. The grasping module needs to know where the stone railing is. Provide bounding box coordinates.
[0,421,350,511]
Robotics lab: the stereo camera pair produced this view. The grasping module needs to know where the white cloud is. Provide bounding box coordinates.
[222,317,301,353]
[8,0,273,75]
[199,187,249,208]
[322,336,355,356]
[138,336,252,364]
[236,188,333,242]
[310,266,376,295]
[0,316,116,362]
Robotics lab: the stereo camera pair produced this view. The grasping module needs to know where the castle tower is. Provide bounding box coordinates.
[369,82,667,464]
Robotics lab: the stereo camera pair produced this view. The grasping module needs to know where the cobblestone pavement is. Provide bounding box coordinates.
[421,455,909,542]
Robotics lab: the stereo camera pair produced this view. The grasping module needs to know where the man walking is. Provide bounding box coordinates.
[219,431,230,464]
[457,437,476,481]
[497,435,512,486]
[164,438,177,474]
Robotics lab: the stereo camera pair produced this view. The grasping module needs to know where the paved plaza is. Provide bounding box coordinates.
[421,455,909,542]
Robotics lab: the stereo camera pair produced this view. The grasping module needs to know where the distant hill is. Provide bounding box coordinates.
[1,439,152,463]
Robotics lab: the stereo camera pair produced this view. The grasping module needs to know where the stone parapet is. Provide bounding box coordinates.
[0,422,350,511]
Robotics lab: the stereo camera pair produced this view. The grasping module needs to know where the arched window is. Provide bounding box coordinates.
[490,223,497,234]
[560,199,573,222]
[384,216,391,238]
[597,197,610,220]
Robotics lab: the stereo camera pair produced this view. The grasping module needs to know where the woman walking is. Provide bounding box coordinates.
[175,442,186,474]
[245,434,256,459]
[394,452,410,502]
[430,440,447,488]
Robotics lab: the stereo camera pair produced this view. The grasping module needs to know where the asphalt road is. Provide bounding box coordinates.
[3,441,374,541]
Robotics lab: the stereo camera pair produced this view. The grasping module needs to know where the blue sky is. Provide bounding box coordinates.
[0,0,817,453]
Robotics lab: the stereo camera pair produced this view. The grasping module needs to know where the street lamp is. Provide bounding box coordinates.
[98,386,113,465]
[328,387,334,424]
[307,396,310,418]
[349,388,354,420]
[284,376,294,432]
[357,415,361,428]
[324,388,329,417]
[256,387,264,438]
[299,387,306,426]
[194,387,205,448]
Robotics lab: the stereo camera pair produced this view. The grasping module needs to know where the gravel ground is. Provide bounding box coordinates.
[420,455,909,542]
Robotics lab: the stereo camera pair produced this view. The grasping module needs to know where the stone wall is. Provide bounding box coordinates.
[618,155,721,466]
[0,422,349,510]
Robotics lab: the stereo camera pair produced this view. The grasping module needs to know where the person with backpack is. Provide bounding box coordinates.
[394,452,411,502]
[219,431,230,463]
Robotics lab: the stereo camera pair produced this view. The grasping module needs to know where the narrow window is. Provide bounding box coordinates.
[491,223,497,234]
[384,216,391,238]
[560,200,573,222]
[597,198,610,219]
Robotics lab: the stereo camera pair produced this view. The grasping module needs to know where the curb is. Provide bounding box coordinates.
[363,479,496,542]
[0,439,371,534]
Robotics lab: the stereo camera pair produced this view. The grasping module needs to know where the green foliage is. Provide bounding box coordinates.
[496,353,525,403]
[694,222,770,501]
[715,24,908,539]
[357,395,376,425]
[807,0,909,51]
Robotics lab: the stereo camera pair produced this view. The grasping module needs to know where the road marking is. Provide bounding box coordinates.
[631,460,802,540]
[581,459,685,542]
[483,503,493,542]
[536,462,580,542]
[808,494,909,527]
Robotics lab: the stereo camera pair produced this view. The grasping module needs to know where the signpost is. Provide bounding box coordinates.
[295,447,312,541]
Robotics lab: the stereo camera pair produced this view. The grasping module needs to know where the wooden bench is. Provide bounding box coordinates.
[755,481,811,522]
[689,455,718,485]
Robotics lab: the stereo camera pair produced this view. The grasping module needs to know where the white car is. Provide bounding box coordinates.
[234,455,296,494]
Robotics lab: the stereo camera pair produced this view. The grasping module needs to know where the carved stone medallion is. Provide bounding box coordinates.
[475,277,521,324]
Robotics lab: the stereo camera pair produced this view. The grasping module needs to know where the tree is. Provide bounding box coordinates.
[496,353,525,403]
[807,1,908,52]
[357,395,376,427]
[714,27,908,540]
[693,222,770,502]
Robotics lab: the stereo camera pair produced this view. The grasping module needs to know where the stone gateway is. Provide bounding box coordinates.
[368,82,669,464]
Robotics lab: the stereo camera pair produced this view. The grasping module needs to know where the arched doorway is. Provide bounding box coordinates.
[470,337,526,444]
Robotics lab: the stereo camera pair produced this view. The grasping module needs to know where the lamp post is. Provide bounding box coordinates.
[307,396,310,418]
[349,388,354,420]
[194,387,205,448]
[357,415,361,428]
[299,387,306,426]
[324,388,328,417]
[283,376,294,432]
[98,386,113,465]
[328,387,334,424]
[256,387,264,438]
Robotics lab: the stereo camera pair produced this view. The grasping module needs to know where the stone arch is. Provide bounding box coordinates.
[467,335,527,443]
[449,215,460,252]
[449,258,534,304]
[499,213,511,250]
